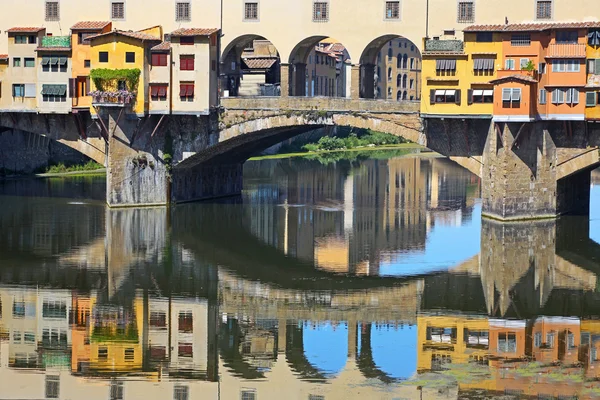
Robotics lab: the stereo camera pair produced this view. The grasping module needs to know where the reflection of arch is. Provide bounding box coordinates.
[285,324,328,380]
[357,324,396,383]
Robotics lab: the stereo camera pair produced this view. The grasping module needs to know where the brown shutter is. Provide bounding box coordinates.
[69,78,76,98]
[430,89,435,105]
[467,89,473,105]
[455,89,461,105]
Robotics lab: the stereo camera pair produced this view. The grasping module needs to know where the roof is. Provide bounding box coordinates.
[170,28,219,37]
[464,21,600,33]
[324,43,346,53]
[243,58,277,69]
[151,41,171,51]
[87,29,161,42]
[489,74,538,84]
[0,54,8,61]
[422,51,467,56]
[36,47,71,52]
[6,27,45,33]
[71,21,111,31]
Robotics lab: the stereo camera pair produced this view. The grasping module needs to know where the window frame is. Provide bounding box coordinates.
[457,1,474,24]
[313,1,329,22]
[539,88,547,104]
[13,57,21,68]
[476,32,493,43]
[244,1,259,21]
[180,55,195,71]
[125,52,135,63]
[179,83,195,101]
[384,0,400,20]
[536,0,552,20]
[24,58,35,68]
[501,87,522,107]
[511,34,531,47]
[111,1,125,20]
[175,1,191,22]
[99,52,109,63]
[45,0,60,21]
[151,53,168,67]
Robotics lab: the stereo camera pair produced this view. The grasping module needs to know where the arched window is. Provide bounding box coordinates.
[410,78,414,89]
[404,42,407,48]
[402,54,408,69]
[402,74,407,88]
[377,66,381,82]
[397,90,402,101]
[403,90,408,100]
[411,44,415,51]
[387,48,393,60]
[397,54,402,68]
[410,58,414,70]
[396,74,401,87]
[387,87,392,99]
[387,67,392,81]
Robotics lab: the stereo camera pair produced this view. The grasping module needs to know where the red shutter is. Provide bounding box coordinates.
[160,54,167,66]
[179,85,187,97]
[186,84,194,96]
[151,85,159,97]
[151,53,159,66]
[158,86,167,97]
[189,57,195,70]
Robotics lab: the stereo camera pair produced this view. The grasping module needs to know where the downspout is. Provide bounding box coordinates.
[166,45,173,204]
[425,0,430,39]
[218,0,223,104]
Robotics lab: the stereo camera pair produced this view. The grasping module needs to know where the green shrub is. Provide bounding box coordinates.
[317,136,345,151]
[90,68,141,92]
[301,143,319,152]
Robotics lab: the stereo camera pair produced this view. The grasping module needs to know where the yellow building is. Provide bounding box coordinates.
[420,33,502,117]
[70,21,113,110]
[585,29,600,120]
[88,26,162,116]
[376,37,422,101]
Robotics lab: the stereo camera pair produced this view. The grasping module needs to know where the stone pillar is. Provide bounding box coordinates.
[347,318,357,357]
[280,63,290,97]
[278,318,287,353]
[105,109,168,207]
[350,64,361,100]
[481,121,559,220]
[293,63,307,97]
[360,64,376,99]
[344,63,352,98]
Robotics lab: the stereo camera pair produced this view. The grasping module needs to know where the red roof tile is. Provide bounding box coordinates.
[170,28,219,37]
[151,41,171,51]
[87,29,162,42]
[71,21,111,31]
[243,58,277,69]
[6,27,45,33]
[489,74,538,84]
[465,21,600,32]
[36,47,71,52]
[0,54,8,61]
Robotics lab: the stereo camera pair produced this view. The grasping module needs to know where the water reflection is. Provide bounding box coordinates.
[1,153,600,399]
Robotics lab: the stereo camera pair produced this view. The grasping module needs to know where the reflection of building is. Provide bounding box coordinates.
[376,38,421,101]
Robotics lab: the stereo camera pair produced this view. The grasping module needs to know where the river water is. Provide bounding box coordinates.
[0,149,600,399]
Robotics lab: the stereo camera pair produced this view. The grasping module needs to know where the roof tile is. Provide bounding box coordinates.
[489,74,538,84]
[170,28,219,37]
[243,58,277,69]
[465,21,600,32]
[151,41,171,51]
[87,29,162,42]
[6,27,45,33]
[0,54,8,61]
[71,21,111,31]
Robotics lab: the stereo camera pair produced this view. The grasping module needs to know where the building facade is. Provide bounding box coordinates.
[376,37,421,101]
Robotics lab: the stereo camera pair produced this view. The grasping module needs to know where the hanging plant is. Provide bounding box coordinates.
[90,68,141,92]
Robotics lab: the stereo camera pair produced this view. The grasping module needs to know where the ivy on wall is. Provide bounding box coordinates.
[90,68,141,92]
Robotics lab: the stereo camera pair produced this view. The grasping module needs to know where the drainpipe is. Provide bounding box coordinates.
[217,0,224,104]
[425,0,430,39]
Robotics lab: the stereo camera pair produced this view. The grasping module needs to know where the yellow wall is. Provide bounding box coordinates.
[586,43,600,120]
[89,35,150,116]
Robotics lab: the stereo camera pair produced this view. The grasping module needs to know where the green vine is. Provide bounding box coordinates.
[90,68,141,92]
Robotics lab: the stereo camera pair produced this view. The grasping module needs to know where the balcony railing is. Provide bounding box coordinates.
[89,90,135,107]
[547,43,586,58]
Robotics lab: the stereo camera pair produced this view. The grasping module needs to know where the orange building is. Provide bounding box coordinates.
[70,21,112,110]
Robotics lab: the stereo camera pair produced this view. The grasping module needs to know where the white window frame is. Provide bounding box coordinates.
[111,1,126,20]
[539,88,546,104]
[384,0,400,20]
[502,87,521,104]
[24,83,36,98]
[505,59,515,70]
[520,58,530,69]
[243,1,259,21]
[175,1,191,22]
[552,59,580,73]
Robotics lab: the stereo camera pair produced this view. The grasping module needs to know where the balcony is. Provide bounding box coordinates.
[37,35,71,51]
[90,90,135,108]
[547,43,586,59]
[496,69,539,81]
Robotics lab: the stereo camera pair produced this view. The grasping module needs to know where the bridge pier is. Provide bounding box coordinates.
[104,108,169,207]
[171,162,243,203]
[360,64,375,99]
[481,121,594,221]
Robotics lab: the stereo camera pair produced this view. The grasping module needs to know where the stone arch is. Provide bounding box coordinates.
[356,323,396,383]
[220,34,282,97]
[359,35,422,99]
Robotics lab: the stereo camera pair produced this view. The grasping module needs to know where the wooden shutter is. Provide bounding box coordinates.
[586,91,596,107]
[595,59,600,75]
[454,89,461,105]
[69,78,76,98]
[467,89,473,105]
[430,89,435,105]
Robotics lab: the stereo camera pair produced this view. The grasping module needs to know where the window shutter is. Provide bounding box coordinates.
[589,59,595,74]
[539,89,546,104]
[572,89,579,104]
[430,89,435,105]
[502,88,511,101]
[551,89,558,103]
[595,59,600,75]
[587,92,596,106]
[512,88,521,101]
[566,88,572,104]
[467,89,473,104]
[24,84,36,98]
[69,78,75,98]
[454,89,461,105]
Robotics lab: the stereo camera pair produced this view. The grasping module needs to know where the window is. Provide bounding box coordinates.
[78,32,95,45]
[14,35,27,44]
[24,332,35,343]
[98,347,108,361]
[498,332,517,352]
[99,52,109,63]
[539,62,547,74]
[41,84,67,102]
[150,85,168,101]
[313,2,329,22]
[111,1,125,20]
[501,88,521,107]
[385,1,400,19]
[435,59,456,75]
[309,396,325,400]
[174,386,189,400]
[552,59,580,72]
[29,35,37,44]
[476,32,493,42]
[180,55,194,70]
[457,1,474,23]
[410,58,414,69]
[46,376,59,399]
[556,30,577,44]
[12,84,24,98]
[568,332,576,349]
[179,83,194,101]
[430,89,460,104]
[587,91,598,107]
[536,0,552,20]
[387,67,392,81]
[43,300,66,318]
[13,299,25,316]
[473,58,494,74]
[410,78,414,89]
[13,58,21,67]
[125,52,135,63]
[24,58,35,68]
[546,332,556,348]
[45,1,59,21]
[589,29,600,47]
[469,89,493,103]
[180,36,194,45]
[534,332,542,347]
[110,381,123,400]
[588,59,600,74]
[465,330,489,347]
[124,348,134,361]
[150,311,167,327]
[13,331,21,343]
[24,84,36,98]
[176,1,191,21]
[505,59,515,70]
[539,89,547,104]
[511,34,531,46]
[241,390,256,400]
[84,60,91,68]
[178,342,193,357]
[244,2,258,20]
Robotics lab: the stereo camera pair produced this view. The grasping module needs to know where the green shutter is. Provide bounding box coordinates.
[57,85,67,96]
[59,57,67,66]
[41,56,50,66]
[41,84,49,95]
[586,91,596,107]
